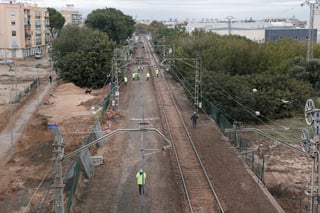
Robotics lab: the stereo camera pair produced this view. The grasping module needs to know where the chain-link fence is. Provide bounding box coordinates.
[65,83,114,213]
[210,104,265,181]
[10,79,38,104]
[65,159,80,213]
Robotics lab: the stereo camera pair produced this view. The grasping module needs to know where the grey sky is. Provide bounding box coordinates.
[38,0,310,21]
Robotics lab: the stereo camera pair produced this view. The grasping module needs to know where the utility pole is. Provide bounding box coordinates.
[194,57,201,112]
[225,16,234,36]
[114,59,119,110]
[36,64,40,111]
[301,99,320,212]
[9,89,14,159]
[301,0,320,62]
[161,56,202,112]
[52,127,65,213]
[112,57,131,110]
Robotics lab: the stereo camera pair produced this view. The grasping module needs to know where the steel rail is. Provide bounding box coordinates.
[143,35,224,213]
[142,36,195,212]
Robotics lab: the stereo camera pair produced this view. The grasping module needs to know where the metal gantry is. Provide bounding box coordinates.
[153,41,201,112]
[160,56,202,112]
[52,125,172,213]
[301,99,320,212]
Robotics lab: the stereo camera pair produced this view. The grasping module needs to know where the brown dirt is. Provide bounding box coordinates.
[0,57,109,212]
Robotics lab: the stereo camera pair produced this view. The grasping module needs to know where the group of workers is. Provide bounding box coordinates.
[123,67,159,83]
[137,66,144,72]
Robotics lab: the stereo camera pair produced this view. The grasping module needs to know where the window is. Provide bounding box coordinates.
[12,31,16,36]
[10,11,16,16]
[11,21,16,26]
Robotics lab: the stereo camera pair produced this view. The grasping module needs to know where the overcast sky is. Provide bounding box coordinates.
[37,0,310,21]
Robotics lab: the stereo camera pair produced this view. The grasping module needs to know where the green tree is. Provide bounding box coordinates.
[136,23,149,34]
[263,38,306,73]
[52,26,114,88]
[149,21,166,39]
[160,27,316,122]
[85,8,135,44]
[47,8,65,38]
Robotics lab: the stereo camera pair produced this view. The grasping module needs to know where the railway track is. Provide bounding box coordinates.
[142,35,225,213]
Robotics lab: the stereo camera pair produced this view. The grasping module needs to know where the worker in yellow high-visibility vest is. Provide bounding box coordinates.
[136,169,147,195]
[146,72,150,80]
[124,76,128,85]
[132,72,136,80]
[155,69,159,78]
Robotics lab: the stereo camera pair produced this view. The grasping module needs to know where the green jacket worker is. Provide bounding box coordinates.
[136,169,147,195]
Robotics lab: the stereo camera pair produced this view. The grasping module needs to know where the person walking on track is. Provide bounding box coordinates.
[191,111,198,128]
[136,169,147,195]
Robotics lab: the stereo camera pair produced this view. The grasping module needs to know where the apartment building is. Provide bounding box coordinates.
[0,1,49,59]
[60,4,82,26]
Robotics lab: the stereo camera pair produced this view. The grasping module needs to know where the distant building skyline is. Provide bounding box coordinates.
[17,0,311,23]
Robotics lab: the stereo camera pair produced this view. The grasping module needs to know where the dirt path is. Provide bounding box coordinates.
[0,81,52,157]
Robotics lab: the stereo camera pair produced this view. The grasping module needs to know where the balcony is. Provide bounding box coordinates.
[24,23,31,28]
[24,32,32,38]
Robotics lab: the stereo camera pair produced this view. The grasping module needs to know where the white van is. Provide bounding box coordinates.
[34,52,42,59]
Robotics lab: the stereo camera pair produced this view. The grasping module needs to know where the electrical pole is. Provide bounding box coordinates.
[301,99,320,212]
[301,0,320,62]
[52,127,65,213]
[225,16,234,36]
[111,57,119,110]
[36,64,40,111]
[161,56,202,113]
[194,57,201,112]
[9,89,14,159]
